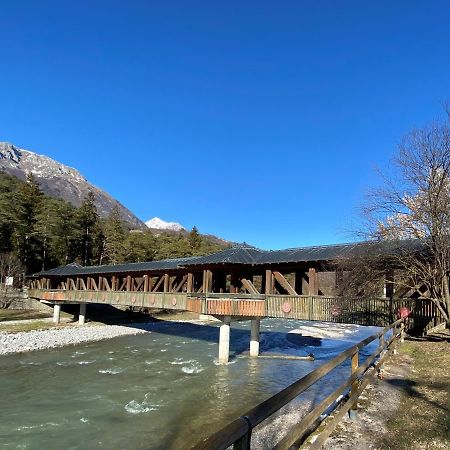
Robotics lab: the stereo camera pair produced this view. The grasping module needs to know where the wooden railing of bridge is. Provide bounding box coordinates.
[29,288,442,332]
[191,318,405,450]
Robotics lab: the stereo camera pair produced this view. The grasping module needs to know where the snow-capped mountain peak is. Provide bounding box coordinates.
[145,217,184,232]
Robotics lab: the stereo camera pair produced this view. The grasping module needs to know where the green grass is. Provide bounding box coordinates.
[378,337,450,450]
[0,309,52,322]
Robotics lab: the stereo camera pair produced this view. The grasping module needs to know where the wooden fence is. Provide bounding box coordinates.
[192,318,405,450]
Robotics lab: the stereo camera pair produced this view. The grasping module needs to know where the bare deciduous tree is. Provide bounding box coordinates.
[357,107,450,326]
[0,252,24,308]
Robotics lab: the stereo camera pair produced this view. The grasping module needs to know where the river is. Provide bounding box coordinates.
[0,319,381,449]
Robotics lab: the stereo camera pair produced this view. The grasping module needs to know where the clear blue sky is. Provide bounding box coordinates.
[1,1,449,249]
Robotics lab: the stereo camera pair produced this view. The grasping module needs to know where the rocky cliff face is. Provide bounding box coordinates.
[0,142,145,229]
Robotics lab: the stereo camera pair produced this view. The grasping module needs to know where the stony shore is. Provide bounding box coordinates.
[0,323,154,355]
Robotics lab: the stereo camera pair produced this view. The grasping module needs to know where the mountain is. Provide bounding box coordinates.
[145,217,184,232]
[0,142,145,229]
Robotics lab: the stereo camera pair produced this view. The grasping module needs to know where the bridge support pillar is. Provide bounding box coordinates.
[53,304,61,324]
[218,317,231,364]
[250,319,260,357]
[79,303,86,325]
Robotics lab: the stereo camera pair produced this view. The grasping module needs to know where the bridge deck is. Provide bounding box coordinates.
[29,288,436,327]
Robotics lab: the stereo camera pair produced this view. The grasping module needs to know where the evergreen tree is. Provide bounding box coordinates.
[103,206,126,264]
[188,226,202,253]
[72,191,103,265]
[123,230,157,262]
[14,173,44,273]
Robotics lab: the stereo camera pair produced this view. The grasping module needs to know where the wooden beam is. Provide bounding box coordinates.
[203,270,212,293]
[151,276,164,292]
[143,275,149,292]
[241,278,259,295]
[89,277,98,291]
[79,278,87,290]
[308,268,318,296]
[187,273,194,293]
[117,278,126,291]
[273,271,297,295]
[103,277,111,291]
[135,278,145,291]
[265,270,273,295]
[163,274,170,292]
[174,275,188,292]
[126,275,132,291]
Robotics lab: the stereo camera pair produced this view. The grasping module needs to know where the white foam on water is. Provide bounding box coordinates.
[78,360,95,365]
[170,358,195,365]
[71,351,87,358]
[124,400,159,414]
[144,359,160,365]
[213,358,237,366]
[160,349,167,352]
[80,418,89,423]
[17,422,61,431]
[98,367,124,375]
[181,362,204,374]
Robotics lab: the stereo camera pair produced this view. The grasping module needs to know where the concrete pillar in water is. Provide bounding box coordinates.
[79,303,86,325]
[53,304,61,324]
[250,319,260,357]
[218,317,231,364]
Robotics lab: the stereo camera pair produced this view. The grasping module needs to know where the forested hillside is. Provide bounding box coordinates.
[0,173,228,274]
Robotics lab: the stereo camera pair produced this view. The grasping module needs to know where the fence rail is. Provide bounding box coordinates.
[192,318,405,450]
[29,288,442,333]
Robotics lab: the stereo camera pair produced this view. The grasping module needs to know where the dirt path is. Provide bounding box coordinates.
[323,333,450,450]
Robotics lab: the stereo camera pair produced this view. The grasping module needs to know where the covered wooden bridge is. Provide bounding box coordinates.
[28,241,440,362]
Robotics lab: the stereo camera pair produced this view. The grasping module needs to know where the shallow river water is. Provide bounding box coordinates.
[0,319,381,449]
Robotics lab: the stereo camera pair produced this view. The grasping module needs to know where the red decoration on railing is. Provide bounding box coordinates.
[282,302,291,313]
[172,297,177,306]
[397,307,411,319]
[331,304,341,316]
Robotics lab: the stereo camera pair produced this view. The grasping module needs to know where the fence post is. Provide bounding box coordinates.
[349,349,359,419]
[233,416,252,450]
[400,321,405,343]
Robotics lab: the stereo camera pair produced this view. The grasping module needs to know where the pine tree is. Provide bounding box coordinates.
[103,206,126,264]
[188,226,202,253]
[72,191,103,265]
[14,173,44,273]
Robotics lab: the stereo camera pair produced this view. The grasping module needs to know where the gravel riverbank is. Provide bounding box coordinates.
[0,323,154,355]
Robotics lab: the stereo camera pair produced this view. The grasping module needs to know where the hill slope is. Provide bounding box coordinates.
[0,142,145,229]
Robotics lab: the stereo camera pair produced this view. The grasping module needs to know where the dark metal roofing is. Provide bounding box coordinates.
[33,256,203,277]
[182,246,264,265]
[32,240,426,278]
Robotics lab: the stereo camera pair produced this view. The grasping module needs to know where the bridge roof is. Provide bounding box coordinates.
[32,239,424,277]
[33,256,203,277]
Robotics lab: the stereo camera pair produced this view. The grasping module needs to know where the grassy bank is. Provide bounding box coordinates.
[377,334,450,450]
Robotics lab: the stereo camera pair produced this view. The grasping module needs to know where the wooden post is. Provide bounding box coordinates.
[308,268,319,296]
[143,275,149,292]
[126,275,132,292]
[350,350,359,418]
[203,270,212,293]
[187,273,194,293]
[230,272,239,293]
[164,273,170,292]
[265,270,273,295]
[294,271,303,295]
